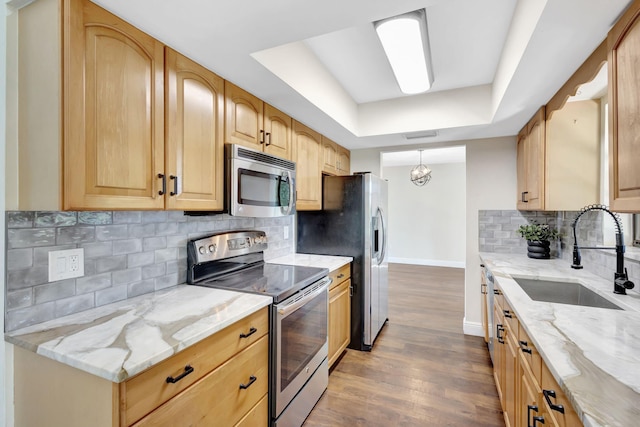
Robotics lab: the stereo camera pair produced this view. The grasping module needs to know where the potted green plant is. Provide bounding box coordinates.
[517,222,559,259]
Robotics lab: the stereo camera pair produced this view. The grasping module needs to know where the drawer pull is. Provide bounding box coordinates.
[543,389,565,414]
[239,375,257,390]
[519,340,532,354]
[496,324,505,344]
[166,365,194,384]
[239,327,257,339]
[527,405,539,427]
[503,309,513,318]
[337,273,344,279]
[532,415,545,426]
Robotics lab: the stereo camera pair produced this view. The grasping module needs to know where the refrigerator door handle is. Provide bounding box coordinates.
[375,207,387,265]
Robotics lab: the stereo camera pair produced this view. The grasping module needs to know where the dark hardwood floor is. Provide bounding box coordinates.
[303,264,504,426]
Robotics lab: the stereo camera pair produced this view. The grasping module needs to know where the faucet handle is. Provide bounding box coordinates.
[571,245,583,269]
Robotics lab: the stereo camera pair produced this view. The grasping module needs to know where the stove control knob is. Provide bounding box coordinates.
[208,244,216,253]
[198,246,205,254]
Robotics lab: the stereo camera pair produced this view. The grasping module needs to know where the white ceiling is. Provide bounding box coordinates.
[90,0,632,151]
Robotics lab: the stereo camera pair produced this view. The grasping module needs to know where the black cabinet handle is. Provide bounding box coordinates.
[519,340,533,354]
[493,289,502,295]
[166,365,194,384]
[239,327,257,339]
[543,389,565,414]
[496,324,505,344]
[239,375,257,390]
[503,309,513,318]
[260,129,265,144]
[158,173,166,196]
[527,405,539,427]
[480,263,485,267]
[265,132,271,146]
[522,191,529,203]
[337,273,344,279]
[169,175,178,196]
[349,285,354,297]
[532,415,545,426]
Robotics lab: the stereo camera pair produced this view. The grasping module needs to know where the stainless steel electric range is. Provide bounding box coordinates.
[187,230,330,427]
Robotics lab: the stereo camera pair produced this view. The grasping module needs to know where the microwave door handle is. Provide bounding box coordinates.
[284,171,294,215]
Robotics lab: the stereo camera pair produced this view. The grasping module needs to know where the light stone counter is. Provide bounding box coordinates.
[479,252,640,427]
[5,285,272,383]
[268,253,352,272]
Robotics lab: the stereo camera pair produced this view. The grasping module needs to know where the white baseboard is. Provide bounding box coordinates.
[463,318,484,337]
[388,257,465,269]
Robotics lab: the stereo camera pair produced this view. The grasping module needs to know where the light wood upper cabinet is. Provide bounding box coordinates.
[264,104,293,159]
[165,48,224,211]
[517,108,545,210]
[608,0,640,212]
[64,0,165,210]
[225,82,292,160]
[337,145,351,175]
[293,121,323,210]
[516,103,600,211]
[322,136,350,176]
[322,136,338,175]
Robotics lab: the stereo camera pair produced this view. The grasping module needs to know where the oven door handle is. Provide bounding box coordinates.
[277,277,332,317]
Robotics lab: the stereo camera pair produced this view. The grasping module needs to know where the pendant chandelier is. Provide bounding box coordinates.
[410,149,432,186]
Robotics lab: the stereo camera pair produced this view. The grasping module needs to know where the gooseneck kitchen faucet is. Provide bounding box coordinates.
[571,204,635,294]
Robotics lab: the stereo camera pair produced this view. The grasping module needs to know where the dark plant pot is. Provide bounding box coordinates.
[527,240,551,259]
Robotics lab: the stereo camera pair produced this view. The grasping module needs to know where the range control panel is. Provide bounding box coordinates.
[189,230,268,264]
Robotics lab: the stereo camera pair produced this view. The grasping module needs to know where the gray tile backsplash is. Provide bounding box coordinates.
[479,209,640,295]
[4,211,295,332]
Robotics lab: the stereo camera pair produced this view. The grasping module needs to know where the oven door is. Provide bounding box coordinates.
[230,157,295,218]
[273,277,330,417]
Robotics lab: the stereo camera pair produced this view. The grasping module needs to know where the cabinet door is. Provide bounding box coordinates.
[504,327,519,427]
[64,0,165,210]
[541,363,581,427]
[337,146,351,175]
[264,103,292,160]
[328,279,351,367]
[516,129,528,209]
[526,108,545,210]
[225,81,264,151]
[322,137,338,175]
[493,304,505,406]
[481,269,489,343]
[608,1,640,211]
[165,48,224,211]
[293,121,323,210]
[133,337,268,427]
[520,358,546,427]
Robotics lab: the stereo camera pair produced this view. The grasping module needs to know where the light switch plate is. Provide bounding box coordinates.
[48,248,84,282]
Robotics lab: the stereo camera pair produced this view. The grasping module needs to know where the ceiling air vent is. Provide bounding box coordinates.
[404,130,439,140]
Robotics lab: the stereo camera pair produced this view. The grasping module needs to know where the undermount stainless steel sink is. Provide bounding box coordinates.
[513,278,623,310]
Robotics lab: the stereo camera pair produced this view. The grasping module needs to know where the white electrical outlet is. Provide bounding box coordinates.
[48,248,84,282]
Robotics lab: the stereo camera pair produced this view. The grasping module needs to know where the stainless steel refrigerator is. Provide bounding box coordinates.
[297,173,388,351]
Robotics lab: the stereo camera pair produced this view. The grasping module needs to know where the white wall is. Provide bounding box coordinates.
[383,162,466,267]
[1,1,9,425]
[351,136,517,336]
[464,137,517,335]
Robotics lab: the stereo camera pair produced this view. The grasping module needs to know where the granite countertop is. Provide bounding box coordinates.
[268,253,353,271]
[5,285,272,383]
[479,252,640,427]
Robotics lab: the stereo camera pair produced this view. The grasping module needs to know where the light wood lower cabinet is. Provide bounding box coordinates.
[14,307,269,427]
[491,283,582,427]
[328,263,351,368]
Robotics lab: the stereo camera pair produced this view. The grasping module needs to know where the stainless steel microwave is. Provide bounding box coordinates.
[226,144,296,217]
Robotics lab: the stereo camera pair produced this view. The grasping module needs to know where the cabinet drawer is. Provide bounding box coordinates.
[518,324,542,384]
[235,394,268,427]
[502,300,518,334]
[329,264,351,290]
[133,335,269,427]
[541,362,582,427]
[122,307,268,425]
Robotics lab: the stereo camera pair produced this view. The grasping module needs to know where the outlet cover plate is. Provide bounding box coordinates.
[48,248,84,282]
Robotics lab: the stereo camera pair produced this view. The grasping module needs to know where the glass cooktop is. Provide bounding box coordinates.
[194,263,328,304]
